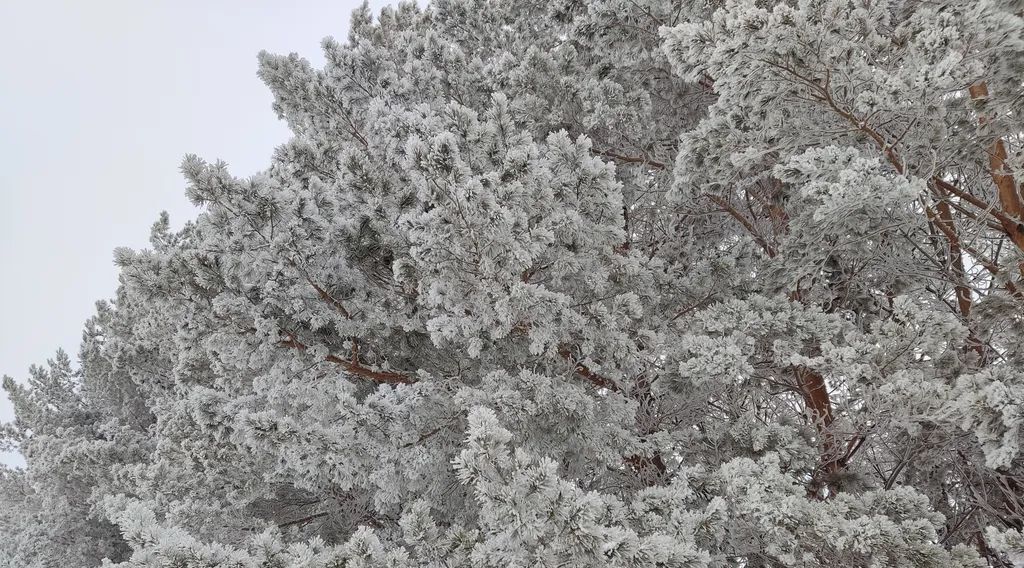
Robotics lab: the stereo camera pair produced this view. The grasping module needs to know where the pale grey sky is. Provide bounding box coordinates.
[0,0,388,465]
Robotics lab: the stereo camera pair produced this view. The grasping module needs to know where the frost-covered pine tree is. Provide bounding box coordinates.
[3,1,1024,566]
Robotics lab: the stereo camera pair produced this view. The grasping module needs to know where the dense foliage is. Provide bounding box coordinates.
[3,1,1024,566]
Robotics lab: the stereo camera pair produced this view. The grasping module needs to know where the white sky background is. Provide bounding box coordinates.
[0,0,389,466]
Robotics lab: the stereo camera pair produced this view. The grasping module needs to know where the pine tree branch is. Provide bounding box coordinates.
[969,82,1024,223]
[802,65,1024,261]
[704,194,777,257]
[929,197,976,322]
[278,511,329,529]
[280,333,414,385]
[557,345,621,392]
[286,259,353,319]
[592,149,668,170]
[790,61,1024,288]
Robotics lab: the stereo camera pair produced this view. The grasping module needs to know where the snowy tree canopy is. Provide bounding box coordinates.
[3,0,1024,566]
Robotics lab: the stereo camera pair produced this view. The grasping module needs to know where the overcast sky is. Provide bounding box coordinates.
[0,0,389,466]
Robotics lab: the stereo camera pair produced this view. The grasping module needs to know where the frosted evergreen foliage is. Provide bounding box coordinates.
[2,0,1023,566]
